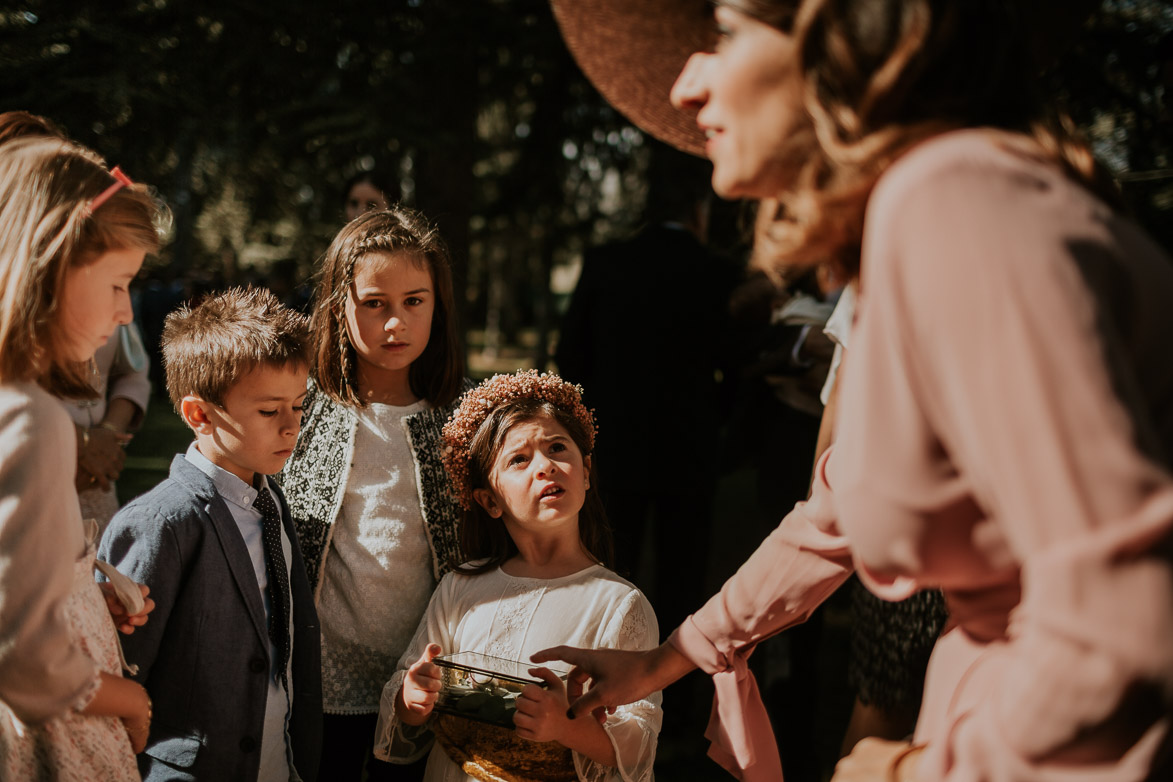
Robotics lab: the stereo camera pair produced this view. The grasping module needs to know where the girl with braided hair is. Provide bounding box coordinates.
[278,206,470,780]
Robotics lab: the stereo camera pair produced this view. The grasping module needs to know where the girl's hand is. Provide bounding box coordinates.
[399,643,443,725]
[514,667,573,743]
[100,582,154,635]
[123,715,150,754]
[120,682,152,754]
[832,738,922,782]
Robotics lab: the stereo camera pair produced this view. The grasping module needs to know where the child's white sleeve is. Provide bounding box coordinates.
[373,575,454,764]
[575,589,663,782]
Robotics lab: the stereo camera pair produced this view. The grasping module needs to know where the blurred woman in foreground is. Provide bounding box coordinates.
[538,1,1173,780]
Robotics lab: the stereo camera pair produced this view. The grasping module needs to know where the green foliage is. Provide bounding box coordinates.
[1,0,1170,356]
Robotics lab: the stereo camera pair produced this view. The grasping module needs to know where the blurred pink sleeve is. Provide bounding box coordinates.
[669,449,855,780]
[837,132,1173,779]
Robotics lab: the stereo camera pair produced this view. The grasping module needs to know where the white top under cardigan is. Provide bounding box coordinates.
[375,563,662,782]
[319,399,435,713]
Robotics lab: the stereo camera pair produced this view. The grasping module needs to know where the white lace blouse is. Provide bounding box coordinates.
[375,563,662,782]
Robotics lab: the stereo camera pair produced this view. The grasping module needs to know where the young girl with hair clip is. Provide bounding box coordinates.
[373,370,662,782]
[0,135,165,780]
[278,206,471,781]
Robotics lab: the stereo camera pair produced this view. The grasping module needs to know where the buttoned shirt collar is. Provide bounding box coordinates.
[184,442,260,510]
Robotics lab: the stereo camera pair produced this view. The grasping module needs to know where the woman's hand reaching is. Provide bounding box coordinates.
[398,643,443,726]
[530,642,696,721]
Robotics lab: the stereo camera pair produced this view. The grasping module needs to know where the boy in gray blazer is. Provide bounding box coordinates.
[100,288,321,782]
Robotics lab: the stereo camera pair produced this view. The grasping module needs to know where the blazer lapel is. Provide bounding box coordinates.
[171,456,269,648]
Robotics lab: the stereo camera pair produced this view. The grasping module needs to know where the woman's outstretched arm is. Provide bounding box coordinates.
[530,641,695,720]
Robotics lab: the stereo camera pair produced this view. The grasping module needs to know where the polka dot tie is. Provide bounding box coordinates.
[254,476,291,682]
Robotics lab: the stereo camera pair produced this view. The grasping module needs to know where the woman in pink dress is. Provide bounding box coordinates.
[536,1,1173,780]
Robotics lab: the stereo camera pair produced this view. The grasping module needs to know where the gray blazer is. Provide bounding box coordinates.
[100,455,322,782]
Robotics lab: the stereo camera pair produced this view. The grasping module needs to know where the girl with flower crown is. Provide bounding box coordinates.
[278,206,472,781]
[373,370,662,782]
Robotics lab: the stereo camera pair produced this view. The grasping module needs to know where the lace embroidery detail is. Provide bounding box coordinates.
[373,669,433,763]
[1,544,138,781]
[616,591,650,651]
[486,579,546,660]
[278,379,473,594]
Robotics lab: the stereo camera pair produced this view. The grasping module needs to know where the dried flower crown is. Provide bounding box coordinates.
[441,369,597,509]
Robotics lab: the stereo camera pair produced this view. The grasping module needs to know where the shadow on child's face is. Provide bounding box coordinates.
[196,361,309,484]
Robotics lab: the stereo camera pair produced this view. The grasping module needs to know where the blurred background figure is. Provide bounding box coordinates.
[63,325,151,532]
[343,170,396,223]
[555,140,737,756]
[556,141,732,634]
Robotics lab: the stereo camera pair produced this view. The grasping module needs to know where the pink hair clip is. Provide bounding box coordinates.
[86,166,134,215]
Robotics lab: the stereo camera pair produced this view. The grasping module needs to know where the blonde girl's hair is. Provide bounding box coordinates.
[310,206,465,407]
[0,136,168,397]
[729,0,1117,281]
[0,111,66,146]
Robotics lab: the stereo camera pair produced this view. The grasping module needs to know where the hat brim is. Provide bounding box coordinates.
[550,0,714,158]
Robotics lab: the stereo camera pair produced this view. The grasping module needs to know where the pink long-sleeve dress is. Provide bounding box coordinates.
[0,382,139,781]
[671,129,1173,781]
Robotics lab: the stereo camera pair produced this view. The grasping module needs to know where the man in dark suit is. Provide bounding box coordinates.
[556,144,732,636]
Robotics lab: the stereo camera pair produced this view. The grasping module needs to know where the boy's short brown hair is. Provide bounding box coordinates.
[162,287,310,413]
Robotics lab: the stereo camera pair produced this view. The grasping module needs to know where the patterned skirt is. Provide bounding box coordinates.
[847,578,949,713]
[0,531,139,782]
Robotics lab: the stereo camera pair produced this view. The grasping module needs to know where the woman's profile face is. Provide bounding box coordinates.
[670,5,802,199]
[345,180,389,222]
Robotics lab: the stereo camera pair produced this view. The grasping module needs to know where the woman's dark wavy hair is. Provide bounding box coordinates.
[309,206,465,407]
[728,0,1115,281]
[456,398,614,575]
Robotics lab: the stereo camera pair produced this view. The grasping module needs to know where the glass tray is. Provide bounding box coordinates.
[432,651,569,729]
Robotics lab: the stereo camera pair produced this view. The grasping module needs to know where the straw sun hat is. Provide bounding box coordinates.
[549,0,714,157]
[549,0,1101,160]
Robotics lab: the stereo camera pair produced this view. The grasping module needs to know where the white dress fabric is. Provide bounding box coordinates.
[0,512,138,782]
[375,564,662,782]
